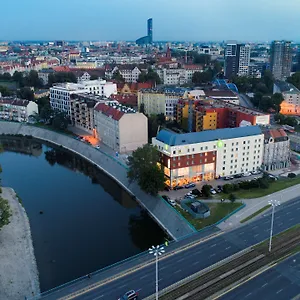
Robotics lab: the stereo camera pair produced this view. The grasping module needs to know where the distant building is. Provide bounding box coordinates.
[274,81,300,115]
[0,98,38,122]
[117,82,153,95]
[50,80,117,116]
[105,65,147,83]
[93,102,148,153]
[136,18,153,45]
[110,94,138,108]
[38,68,55,85]
[152,126,264,187]
[204,90,240,105]
[138,87,188,118]
[224,42,250,78]
[262,129,290,171]
[176,99,270,132]
[34,89,49,99]
[270,41,292,80]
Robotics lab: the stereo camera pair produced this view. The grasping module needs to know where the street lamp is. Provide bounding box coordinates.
[268,199,280,252]
[149,245,165,300]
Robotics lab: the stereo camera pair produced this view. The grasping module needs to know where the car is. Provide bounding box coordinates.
[185,183,196,188]
[253,177,258,180]
[216,188,222,193]
[164,186,170,192]
[185,195,195,199]
[242,172,252,177]
[94,145,100,150]
[234,174,242,178]
[174,185,184,190]
[210,188,217,195]
[161,195,170,202]
[169,199,176,206]
[118,290,138,300]
[268,174,278,181]
[251,170,261,175]
[224,176,233,181]
[217,185,223,191]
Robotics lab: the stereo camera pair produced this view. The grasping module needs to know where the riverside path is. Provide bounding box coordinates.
[0,121,195,240]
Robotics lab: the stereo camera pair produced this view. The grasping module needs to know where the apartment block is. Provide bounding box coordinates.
[152,126,264,187]
[262,129,290,171]
[274,81,300,115]
[0,98,38,122]
[93,102,148,153]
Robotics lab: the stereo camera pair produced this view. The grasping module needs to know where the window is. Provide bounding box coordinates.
[223,167,225,170]
[223,161,226,165]
[205,146,208,150]
[173,151,176,154]
[231,160,233,163]
[187,161,189,165]
[236,142,239,145]
[224,144,226,147]
[192,160,194,164]
[248,141,250,144]
[173,157,176,161]
[178,162,181,167]
[230,171,233,174]
[223,155,226,159]
[213,145,216,149]
[236,148,238,151]
[200,147,203,151]
[192,154,194,158]
[231,154,234,157]
[187,149,190,153]
[178,156,181,160]
[224,150,226,153]
[231,148,234,152]
[243,141,246,144]
[235,159,237,162]
[243,147,245,150]
[205,152,207,156]
[192,148,195,151]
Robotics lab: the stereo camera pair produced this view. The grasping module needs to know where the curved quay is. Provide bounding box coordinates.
[0,122,196,240]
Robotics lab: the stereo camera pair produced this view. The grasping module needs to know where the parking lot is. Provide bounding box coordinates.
[160,173,263,200]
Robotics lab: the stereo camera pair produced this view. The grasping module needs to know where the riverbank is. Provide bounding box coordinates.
[0,187,40,300]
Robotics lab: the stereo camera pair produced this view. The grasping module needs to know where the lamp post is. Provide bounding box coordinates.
[149,245,165,300]
[268,199,280,252]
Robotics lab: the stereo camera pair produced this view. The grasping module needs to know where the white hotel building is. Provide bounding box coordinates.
[152,126,264,187]
[50,80,117,116]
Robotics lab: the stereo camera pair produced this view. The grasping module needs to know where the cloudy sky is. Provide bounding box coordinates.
[1,0,299,41]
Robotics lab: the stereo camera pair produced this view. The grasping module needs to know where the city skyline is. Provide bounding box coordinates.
[1,0,300,42]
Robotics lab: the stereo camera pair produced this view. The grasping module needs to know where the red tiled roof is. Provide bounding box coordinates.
[53,66,71,72]
[0,98,30,107]
[94,103,124,121]
[110,94,137,106]
[269,129,287,139]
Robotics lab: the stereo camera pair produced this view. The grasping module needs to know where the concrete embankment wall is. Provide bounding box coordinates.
[0,122,195,240]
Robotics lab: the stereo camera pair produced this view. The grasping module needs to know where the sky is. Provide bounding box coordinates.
[1,0,300,42]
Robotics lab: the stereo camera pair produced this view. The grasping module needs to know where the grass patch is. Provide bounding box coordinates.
[176,202,243,230]
[240,204,271,223]
[221,177,300,199]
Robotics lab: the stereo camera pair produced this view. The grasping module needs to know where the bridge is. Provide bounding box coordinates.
[35,197,300,299]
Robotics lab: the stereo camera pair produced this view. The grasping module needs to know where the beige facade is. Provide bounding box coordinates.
[0,98,38,122]
[138,90,166,115]
[94,103,148,153]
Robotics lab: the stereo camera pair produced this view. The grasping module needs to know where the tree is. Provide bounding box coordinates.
[193,53,211,65]
[287,72,300,90]
[112,70,125,83]
[0,196,12,230]
[223,184,233,194]
[1,72,11,81]
[127,144,165,196]
[36,96,50,113]
[48,72,77,86]
[148,114,166,141]
[26,70,43,88]
[138,69,161,85]
[271,93,284,113]
[52,112,69,130]
[201,184,212,197]
[192,71,213,85]
[0,85,13,96]
[39,104,53,123]
[12,71,24,87]
[229,193,236,203]
[262,70,274,94]
[137,71,148,83]
[17,87,34,101]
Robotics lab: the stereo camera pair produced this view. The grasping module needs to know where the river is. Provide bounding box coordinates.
[0,136,166,292]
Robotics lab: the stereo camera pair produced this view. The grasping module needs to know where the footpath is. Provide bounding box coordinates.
[217,184,300,231]
[0,122,195,240]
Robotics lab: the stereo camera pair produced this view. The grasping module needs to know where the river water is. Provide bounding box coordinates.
[0,136,166,291]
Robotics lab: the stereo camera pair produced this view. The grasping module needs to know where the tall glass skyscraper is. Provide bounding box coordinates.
[147,18,153,44]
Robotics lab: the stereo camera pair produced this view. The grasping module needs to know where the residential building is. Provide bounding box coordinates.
[152,126,264,187]
[93,102,148,153]
[138,87,188,118]
[105,65,147,83]
[38,68,55,85]
[176,99,270,132]
[262,129,290,171]
[34,89,49,99]
[270,41,292,80]
[110,94,138,108]
[50,80,117,116]
[0,98,38,122]
[274,81,300,115]
[117,82,153,95]
[224,42,250,78]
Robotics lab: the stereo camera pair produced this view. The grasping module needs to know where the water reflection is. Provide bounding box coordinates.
[0,136,166,291]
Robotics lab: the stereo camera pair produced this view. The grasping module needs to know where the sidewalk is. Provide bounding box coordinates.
[217,183,300,231]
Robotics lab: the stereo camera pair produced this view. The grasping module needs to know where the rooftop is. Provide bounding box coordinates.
[274,80,300,93]
[0,97,30,107]
[94,102,137,121]
[156,126,262,146]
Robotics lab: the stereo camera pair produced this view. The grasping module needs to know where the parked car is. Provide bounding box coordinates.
[210,188,217,195]
[161,195,170,202]
[224,176,233,181]
[242,172,252,177]
[251,170,261,175]
[169,199,176,206]
[185,183,196,188]
[174,185,184,190]
[118,290,138,300]
[217,185,223,191]
[94,145,100,150]
[268,174,278,181]
[234,174,242,178]
[216,187,222,193]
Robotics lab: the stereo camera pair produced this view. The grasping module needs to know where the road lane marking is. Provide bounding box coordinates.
[160,266,167,270]
[277,289,283,294]
[177,258,185,263]
[245,292,252,297]
[192,261,200,266]
[174,269,181,274]
[252,226,258,229]
[262,283,268,288]
[211,244,217,248]
[254,234,259,237]
[92,295,104,299]
[140,275,148,280]
[210,253,216,257]
[118,284,127,289]
[225,246,231,250]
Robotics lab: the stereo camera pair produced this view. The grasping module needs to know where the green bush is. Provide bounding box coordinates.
[229,193,237,203]
[0,197,12,230]
[201,184,212,197]
[223,184,233,194]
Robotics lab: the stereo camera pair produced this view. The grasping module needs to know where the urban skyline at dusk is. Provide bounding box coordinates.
[1,0,300,41]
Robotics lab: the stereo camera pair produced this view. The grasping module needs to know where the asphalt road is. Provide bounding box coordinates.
[219,251,300,300]
[42,197,300,300]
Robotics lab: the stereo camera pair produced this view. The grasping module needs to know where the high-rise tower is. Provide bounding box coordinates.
[270,41,292,80]
[147,18,153,44]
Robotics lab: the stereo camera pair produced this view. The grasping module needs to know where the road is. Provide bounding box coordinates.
[41,197,300,300]
[219,252,300,300]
